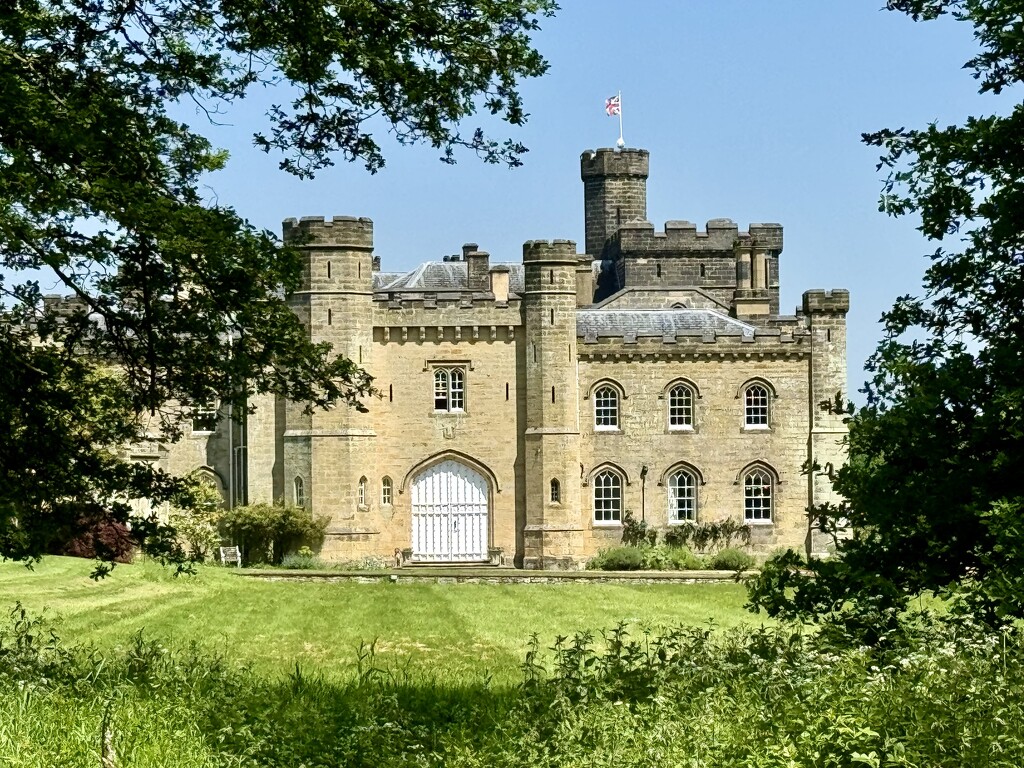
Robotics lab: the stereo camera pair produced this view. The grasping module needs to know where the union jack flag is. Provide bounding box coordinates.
[605,95,621,116]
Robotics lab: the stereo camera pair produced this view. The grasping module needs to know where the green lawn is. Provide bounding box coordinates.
[0,556,765,683]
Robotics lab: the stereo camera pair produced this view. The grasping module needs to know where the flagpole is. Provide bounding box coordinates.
[617,90,624,148]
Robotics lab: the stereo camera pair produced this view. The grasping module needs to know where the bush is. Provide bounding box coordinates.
[218,503,328,565]
[587,546,646,571]
[168,473,225,560]
[280,552,326,570]
[51,510,135,563]
[663,520,751,552]
[620,510,657,547]
[711,547,755,571]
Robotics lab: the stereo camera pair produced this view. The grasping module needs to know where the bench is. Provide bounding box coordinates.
[219,546,242,567]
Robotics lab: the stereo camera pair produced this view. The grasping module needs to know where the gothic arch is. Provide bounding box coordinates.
[585,461,631,487]
[733,460,781,485]
[660,377,702,400]
[735,377,778,399]
[399,450,501,495]
[585,378,627,400]
[658,461,706,487]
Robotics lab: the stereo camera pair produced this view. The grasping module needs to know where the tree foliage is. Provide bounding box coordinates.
[0,0,555,569]
[749,0,1024,629]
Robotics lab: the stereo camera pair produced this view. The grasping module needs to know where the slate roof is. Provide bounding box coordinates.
[374,262,525,294]
[576,309,756,338]
[373,272,405,290]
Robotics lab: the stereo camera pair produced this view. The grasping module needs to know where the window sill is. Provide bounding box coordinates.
[667,519,697,526]
[742,424,771,432]
[594,426,621,433]
[745,519,773,526]
[668,425,695,433]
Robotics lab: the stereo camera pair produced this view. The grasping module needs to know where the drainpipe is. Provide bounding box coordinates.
[640,465,648,522]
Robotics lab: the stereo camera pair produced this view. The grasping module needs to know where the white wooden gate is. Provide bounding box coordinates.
[411,460,489,562]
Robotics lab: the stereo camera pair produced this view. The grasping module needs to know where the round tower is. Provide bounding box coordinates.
[282,216,376,555]
[580,148,650,257]
[521,239,583,569]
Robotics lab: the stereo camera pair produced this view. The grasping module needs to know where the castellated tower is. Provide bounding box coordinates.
[521,240,583,569]
[803,289,850,556]
[282,216,376,554]
[581,148,649,257]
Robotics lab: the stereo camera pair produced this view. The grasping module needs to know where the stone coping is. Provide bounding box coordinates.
[235,568,754,584]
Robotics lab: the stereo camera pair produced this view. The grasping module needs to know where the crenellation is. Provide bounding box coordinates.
[158,145,847,569]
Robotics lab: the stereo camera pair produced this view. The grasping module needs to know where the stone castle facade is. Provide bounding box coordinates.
[155,147,849,568]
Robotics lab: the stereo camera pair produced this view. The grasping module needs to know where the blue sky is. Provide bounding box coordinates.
[75,3,1006,398]
[194,2,994,399]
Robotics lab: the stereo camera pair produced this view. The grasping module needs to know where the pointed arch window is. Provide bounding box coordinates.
[668,384,695,430]
[593,469,623,524]
[744,384,770,428]
[381,476,393,506]
[594,386,619,430]
[358,476,368,507]
[293,476,305,508]
[550,478,561,504]
[744,468,773,523]
[668,469,696,522]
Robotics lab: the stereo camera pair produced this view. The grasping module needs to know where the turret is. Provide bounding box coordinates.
[581,148,649,258]
[282,216,376,544]
[521,239,583,568]
[803,289,850,555]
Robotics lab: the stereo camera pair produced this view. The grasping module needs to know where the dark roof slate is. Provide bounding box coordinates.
[576,309,755,338]
[373,262,525,294]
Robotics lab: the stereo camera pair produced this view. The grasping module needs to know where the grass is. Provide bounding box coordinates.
[0,556,762,683]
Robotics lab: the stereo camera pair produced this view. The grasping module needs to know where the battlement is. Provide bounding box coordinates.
[802,289,850,315]
[614,220,784,254]
[580,148,650,180]
[522,240,578,263]
[282,216,374,249]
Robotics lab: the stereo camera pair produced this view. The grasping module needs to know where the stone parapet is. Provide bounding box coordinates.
[580,148,650,180]
[282,216,374,249]
[802,289,850,315]
[614,220,784,254]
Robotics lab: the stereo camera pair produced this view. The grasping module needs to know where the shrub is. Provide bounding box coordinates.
[638,545,703,571]
[51,508,135,563]
[711,547,755,571]
[663,520,752,552]
[280,552,326,570]
[167,473,225,560]
[620,510,657,547]
[587,546,646,571]
[218,503,328,565]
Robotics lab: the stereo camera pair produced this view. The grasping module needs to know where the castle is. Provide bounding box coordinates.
[155,147,849,568]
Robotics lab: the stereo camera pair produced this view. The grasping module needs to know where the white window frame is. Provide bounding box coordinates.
[358,476,368,508]
[381,476,393,506]
[668,469,696,523]
[593,386,620,431]
[293,476,305,508]
[433,367,466,412]
[191,400,219,434]
[668,384,695,431]
[744,384,770,429]
[744,469,773,524]
[593,469,623,525]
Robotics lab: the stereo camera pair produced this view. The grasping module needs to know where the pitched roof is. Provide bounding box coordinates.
[576,309,756,338]
[374,262,525,294]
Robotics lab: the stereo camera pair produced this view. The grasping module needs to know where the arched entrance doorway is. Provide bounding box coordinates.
[410,460,489,562]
